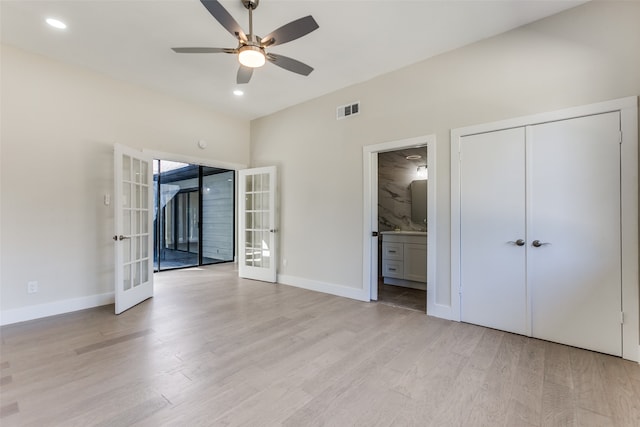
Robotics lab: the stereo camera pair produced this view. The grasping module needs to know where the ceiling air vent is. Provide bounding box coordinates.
[337,101,360,120]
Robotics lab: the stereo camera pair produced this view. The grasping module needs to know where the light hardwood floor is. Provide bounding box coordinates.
[1,263,639,426]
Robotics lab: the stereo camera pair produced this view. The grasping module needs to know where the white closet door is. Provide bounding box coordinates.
[528,112,622,356]
[460,128,527,335]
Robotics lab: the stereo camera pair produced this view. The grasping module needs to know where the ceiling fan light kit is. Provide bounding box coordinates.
[172,0,319,84]
[238,45,265,68]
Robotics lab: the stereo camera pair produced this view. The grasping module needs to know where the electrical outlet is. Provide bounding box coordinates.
[282,258,288,267]
[27,281,38,294]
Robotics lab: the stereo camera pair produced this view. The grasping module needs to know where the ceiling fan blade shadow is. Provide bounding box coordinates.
[172,47,236,53]
[237,65,253,84]
[200,0,247,42]
[261,16,319,47]
[267,53,314,76]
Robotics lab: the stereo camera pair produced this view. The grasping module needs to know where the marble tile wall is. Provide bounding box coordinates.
[378,147,427,232]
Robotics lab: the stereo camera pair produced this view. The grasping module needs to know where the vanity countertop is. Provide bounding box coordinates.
[380,231,427,236]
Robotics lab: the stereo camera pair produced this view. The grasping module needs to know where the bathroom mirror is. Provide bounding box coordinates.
[410,179,427,225]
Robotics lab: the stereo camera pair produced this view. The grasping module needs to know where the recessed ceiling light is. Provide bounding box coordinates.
[46,18,67,29]
[233,89,244,96]
[406,155,422,160]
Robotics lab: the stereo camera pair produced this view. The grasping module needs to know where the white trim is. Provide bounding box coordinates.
[451,96,637,138]
[364,136,429,154]
[450,132,462,321]
[362,150,378,300]
[0,292,114,326]
[362,135,438,317]
[142,149,248,171]
[426,302,455,320]
[451,96,639,362]
[278,274,369,302]
[620,101,639,362]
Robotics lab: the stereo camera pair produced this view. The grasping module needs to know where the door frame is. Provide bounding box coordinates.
[450,96,639,362]
[143,149,247,266]
[362,135,437,314]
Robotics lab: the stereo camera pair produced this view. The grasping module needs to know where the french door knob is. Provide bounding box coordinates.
[515,239,525,246]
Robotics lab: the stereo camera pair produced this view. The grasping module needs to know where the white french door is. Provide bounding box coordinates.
[238,166,277,282]
[459,112,622,356]
[114,144,154,314]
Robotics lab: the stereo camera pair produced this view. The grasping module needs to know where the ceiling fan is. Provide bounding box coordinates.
[172,0,319,84]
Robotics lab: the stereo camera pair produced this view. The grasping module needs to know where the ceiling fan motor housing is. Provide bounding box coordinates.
[241,0,259,10]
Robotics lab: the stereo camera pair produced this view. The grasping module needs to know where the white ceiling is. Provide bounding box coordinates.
[1,0,586,120]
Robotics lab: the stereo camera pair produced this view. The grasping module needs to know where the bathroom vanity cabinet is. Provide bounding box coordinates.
[381,232,427,290]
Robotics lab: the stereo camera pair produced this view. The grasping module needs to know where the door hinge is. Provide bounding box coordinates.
[621,311,625,324]
[619,131,623,144]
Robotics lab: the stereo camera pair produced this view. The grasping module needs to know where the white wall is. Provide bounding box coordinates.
[0,45,249,323]
[250,1,640,311]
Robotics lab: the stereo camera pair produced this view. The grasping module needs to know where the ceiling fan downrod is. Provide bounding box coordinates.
[244,0,257,40]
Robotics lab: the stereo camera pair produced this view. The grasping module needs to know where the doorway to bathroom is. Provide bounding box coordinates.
[377,147,428,311]
[363,135,437,314]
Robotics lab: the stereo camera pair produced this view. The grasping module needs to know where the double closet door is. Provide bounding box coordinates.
[459,112,622,356]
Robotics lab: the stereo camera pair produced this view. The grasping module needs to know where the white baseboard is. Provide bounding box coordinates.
[277,274,369,302]
[426,289,455,321]
[0,292,114,326]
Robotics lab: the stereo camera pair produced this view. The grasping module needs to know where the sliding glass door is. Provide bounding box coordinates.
[153,161,235,271]
[201,168,235,265]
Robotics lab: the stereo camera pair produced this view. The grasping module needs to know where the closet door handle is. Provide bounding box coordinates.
[532,240,550,247]
[508,239,525,246]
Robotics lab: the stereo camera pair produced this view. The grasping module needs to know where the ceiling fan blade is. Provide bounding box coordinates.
[172,47,235,54]
[261,16,319,47]
[267,53,314,76]
[200,0,247,42]
[237,65,253,84]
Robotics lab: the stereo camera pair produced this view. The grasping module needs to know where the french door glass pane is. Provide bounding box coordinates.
[123,183,130,208]
[123,155,131,181]
[123,210,131,235]
[123,264,131,290]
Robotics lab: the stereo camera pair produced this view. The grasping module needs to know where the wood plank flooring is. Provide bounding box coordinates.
[1,263,639,426]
